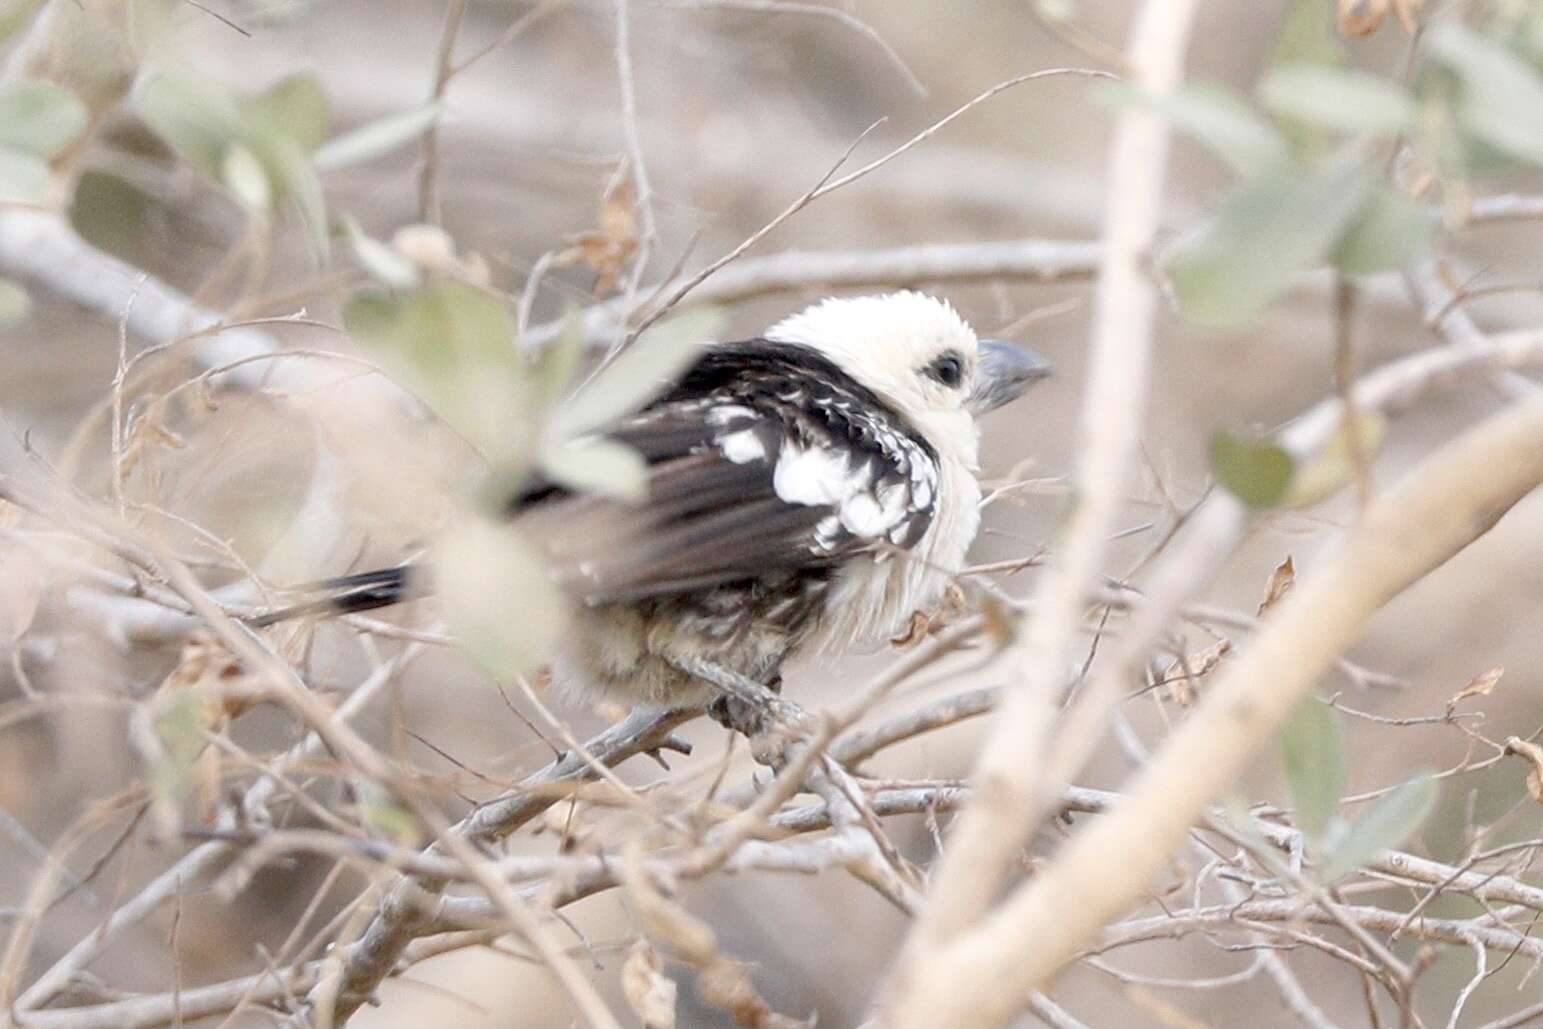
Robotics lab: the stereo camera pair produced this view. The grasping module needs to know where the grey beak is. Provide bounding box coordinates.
[969,339,1052,415]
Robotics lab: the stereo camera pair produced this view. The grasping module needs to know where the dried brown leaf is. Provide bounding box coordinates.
[1505,737,1543,803]
[1447,666,1503,714]
[622,941,677,1029]
[1158,638,1232,707]
[1258,555,1295,616]
[556,175,639,297]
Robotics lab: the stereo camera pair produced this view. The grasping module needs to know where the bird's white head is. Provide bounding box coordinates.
[765,291,1050,464]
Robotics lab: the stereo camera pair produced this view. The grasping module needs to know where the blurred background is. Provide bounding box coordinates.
[3,1,1543,1025]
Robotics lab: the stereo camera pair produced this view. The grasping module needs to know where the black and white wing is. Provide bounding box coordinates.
[518,339,939,605]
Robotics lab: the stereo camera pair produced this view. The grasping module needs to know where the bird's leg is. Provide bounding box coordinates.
[668,656,797,737]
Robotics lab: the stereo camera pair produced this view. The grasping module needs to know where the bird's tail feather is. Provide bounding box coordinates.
[250,566,417,627]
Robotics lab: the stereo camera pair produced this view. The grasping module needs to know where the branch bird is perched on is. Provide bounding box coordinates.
[258,292,1049,712]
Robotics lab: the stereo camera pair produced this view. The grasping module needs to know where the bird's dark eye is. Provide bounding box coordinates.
[926,353,965,389]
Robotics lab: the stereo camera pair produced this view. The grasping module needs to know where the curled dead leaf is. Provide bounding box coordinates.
[1157,638,1232,707]
[1258,555,1295,616]
[555,174,639,297]
[1505,737,1543,803]
[1447,666,1503,715]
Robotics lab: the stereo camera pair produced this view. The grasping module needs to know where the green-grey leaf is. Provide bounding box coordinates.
[1164,157,1374,327]
[1210,431,1295,508]
[136,68,245,178]
[1259,64,1417,136]
[533,307,588,404]
[1426,22,1543,166]
[239,71,328,152]
[344,280,531,459]
[0,147,48,202]
[248,131,328,255]
[540,436,648,501]
[0,277,29,326]
[1102,81,1288,179]
[221,142,272,213]
[430,515,565,680]
[1280,697,1345,844]
[1317,774,1435,883]
[339,215,420,288]
[553,307,719,438]
[0,81,87,157]
[1331,187,1433,275]
[313,102,442,172]
[1269,0,1343,69]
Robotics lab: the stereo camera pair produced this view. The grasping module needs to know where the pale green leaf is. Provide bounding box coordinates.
[1269,0,1344,69]
[0,147,48,202]
[1317,774,1435,883]
[1426,22,1543,166]
[1164,157,1374,326]
[553,307,720,438]
[248,131,328,255]
[1281,697,1345,844]
[239,71,328,152]
[0,81,87,157]
[339,215,420,288]
[221,142,272,213]
[1259,64,1416,136]
[540,437,648,501]
[0,277,29,326]
[533,307,588,403]
[313,102,442,172]
[430,515,565,680]
[1210,430,1295,508]
[136,68,244,177]
[1331,187,1433,275]
[1103,82,1288,179]
[344,280,532,459]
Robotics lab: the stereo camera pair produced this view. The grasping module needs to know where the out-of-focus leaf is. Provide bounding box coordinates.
[1103,82,1288,179]
[239,72,328,152]
[136,69,245,177]
[339,216,420,288]
[313,102,442,172]
[0,147,48,202]
[0,546,42,642]
[553,308,718,438]
[1317,774,1434,883]
[70,171,155,263]
[247,131,327,254]
[1426,22,1543,166]
[540,436,648,501]
[1271,0,1345,68]
[1331,187,1432,274]
[1164,157,1373,326]
[430,514,565,680]
[1281,697,1346,844]
[534,308,588,403]
[344,279,532,459]
[1259,64,1417,135]
[0,277,29,327]
[1209,430,1295,508]
[0,81,87,157]
[1282,409,1388,506]
[357,790,420,845]
[221,142,272,213]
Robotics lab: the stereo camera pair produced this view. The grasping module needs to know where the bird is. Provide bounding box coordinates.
[256,291,1050,714]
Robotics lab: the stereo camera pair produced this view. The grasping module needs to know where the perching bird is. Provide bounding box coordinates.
[257,291,1049,709]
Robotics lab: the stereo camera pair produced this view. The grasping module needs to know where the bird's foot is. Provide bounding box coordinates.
[670,658,800,737]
